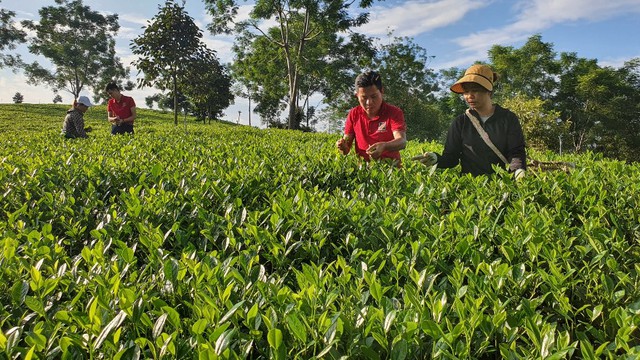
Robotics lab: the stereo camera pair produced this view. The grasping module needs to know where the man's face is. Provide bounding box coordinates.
[356,85,383,118]
[107,89,120,99]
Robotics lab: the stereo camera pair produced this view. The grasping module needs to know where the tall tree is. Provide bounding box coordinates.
[554,53,600,153]
[205,0,374,130]
[554,52,640,160]
[573,61,640,160]
[488,35,640,160]
[21,0,128,99]
[131,0,210,125]
[230,30,288,126]
[488,34,560,102]
[182,48,233,122]
[371,35,445,141]
[0,1,26,69]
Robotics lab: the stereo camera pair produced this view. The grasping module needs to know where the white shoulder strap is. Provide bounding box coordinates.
[465,109,509,165]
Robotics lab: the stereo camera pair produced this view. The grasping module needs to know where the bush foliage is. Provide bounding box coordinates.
[1,104,639,359]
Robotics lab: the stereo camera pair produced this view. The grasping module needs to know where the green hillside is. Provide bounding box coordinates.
[1,104,639,358]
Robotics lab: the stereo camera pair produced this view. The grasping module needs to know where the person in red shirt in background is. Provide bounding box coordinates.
[336,70,407,166]
[106,82,137,135]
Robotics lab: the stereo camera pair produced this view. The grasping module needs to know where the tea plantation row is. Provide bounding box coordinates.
[1,104,639,359]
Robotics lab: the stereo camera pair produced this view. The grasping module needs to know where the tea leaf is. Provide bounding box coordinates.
[267,328,283,349]
[285,314,307,343]
[191,319,209,335]
[153,313,168,339]
[94,311,127,349]
[11,281,28,306]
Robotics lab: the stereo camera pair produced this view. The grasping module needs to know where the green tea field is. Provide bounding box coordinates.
[1,104,639,359]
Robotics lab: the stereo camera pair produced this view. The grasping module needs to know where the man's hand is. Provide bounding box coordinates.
[336,138,351,155]
[366,143,385,159]
[412,152,438,166]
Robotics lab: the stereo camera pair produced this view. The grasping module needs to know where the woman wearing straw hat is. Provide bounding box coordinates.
[413,64,526,178]
[61,96,93,139]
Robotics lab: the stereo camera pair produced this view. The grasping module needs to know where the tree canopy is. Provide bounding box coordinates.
[0,1,26,69]
[370,35,445,141]
[131,0,230,125]
[489,34,560,102]
[205,0,375,129]
[21,0,129,100]
[182,48,233,122]
[488,35,640,161]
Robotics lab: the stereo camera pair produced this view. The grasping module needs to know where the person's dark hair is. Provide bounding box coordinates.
[355,71,383,91]
[461,82,491,93]
[105,82,120,92]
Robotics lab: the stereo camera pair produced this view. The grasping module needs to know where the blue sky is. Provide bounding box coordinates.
[1,0,639,126]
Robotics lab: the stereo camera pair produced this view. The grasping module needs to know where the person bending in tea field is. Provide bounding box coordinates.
[106,82,137,135]
[413,64,526,178]
[336,70,407,166]
[61,96,93,139]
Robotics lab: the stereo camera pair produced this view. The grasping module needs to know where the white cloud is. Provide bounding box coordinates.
[119,14,150,27]
[358,0,487,37]
[598,54,640,68]
[514,0,640,24]
[444,0,640,69]
[235,4,254,23]
[202,37,236,63]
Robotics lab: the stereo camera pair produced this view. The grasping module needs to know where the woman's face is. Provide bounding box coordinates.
[462,83,491,110]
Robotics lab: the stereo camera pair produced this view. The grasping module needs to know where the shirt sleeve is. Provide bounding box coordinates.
[390,108,406,132]
[437,115,464,168]
[506,114,527,171]
[344,110,355,136]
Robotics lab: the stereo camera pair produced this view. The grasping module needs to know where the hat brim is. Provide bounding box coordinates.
[450,75,493,94]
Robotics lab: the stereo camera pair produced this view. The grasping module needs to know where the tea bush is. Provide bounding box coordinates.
[1,104,639,359]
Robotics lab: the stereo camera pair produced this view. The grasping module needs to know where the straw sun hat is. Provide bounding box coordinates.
[450,64,498,94]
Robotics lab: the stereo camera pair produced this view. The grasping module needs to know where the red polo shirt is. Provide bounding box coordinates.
[344,102,406,162]
[107,95,136,122]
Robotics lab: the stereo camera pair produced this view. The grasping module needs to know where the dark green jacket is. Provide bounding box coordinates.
[436,105,526,176]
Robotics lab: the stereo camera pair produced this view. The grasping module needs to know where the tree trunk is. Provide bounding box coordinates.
[287,84,298,129]
[173,74,178,125]
[284,7,311,130]
[285,49,299,130]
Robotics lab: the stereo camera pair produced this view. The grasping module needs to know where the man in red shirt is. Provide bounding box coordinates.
[336,71,407,166]
[106,83,137,135]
